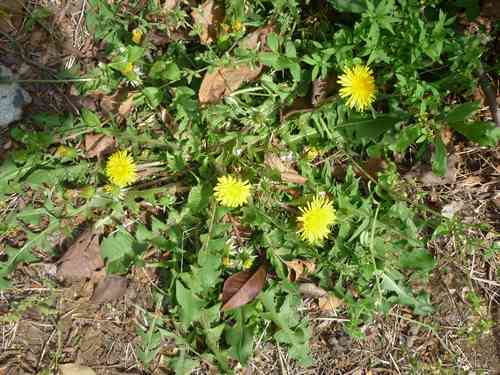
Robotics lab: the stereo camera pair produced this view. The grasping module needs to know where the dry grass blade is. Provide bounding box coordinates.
[222,263,267,311]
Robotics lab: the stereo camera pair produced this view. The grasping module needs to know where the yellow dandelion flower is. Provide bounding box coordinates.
[305,146,320,161]
[55,145,71,158]
[131,28,143,44]
[232,20,243,32]
[297,195,336,245]
[120,62,134,75]
[214,175,251,208]
[242,258,253,269]
[106,150,137,187]
[338,64,376,111]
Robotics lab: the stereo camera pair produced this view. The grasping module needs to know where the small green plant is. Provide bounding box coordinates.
[1,0,498,372]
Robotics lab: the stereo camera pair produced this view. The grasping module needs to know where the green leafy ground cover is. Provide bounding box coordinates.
[0,0,498,373]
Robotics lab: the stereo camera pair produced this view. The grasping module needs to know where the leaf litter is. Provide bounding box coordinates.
[221,263,267,311]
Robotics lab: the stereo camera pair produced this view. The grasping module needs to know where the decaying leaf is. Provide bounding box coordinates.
[198,64,263,104]
[91,275,128,304]
[84,133,116,159]
[222,263,267,311]
[404,154,458,186]
[354,157,388,181]
[285,259,316,282]
[264,154,307,184]
[311,74,338,107]
[239,23,276,50]
[318,294,344,312]
[59,364,96,375]
[298,283,328,298]
[191,0,224,45]
[56,228,104,283]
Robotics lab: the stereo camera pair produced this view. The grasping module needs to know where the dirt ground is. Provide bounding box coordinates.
[0,1,499,374]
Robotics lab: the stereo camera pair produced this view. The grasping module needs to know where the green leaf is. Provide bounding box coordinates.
[380,272,433,315]
[169,352,199,375]
[445,101,480,124]
[100,228,135,274]
[226,309,254,365]
[142,87,164,108]
[448,121,500,146]
[399,249,436,272]
[342,115,402,141]
[81,108,101,127]
[267,32,279,52]
[431,136,447,176]
[175,280,204,325]
[327,0,366,13]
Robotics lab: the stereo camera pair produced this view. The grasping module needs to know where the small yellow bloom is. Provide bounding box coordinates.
[106,150,137,187]
[131,28,143,44]
[121,62,134,75]
[297,195,336,245]
[232,20,243,32]
[338,64,376,111]
[55,145,72,158]
[213,175,251,208]
[223,256,232,267]
[242,258,253,269]
[305,146,320,161]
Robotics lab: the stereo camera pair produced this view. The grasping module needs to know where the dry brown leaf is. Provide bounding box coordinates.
[191,0,224,45]
[199,64,262,104]
[311,73,338,107]
[354,157,388,181]
[239,23,276,50]
[285,260,316,282]
[404,155,458,186]
[100,89,136,117]
[163,0,179,11]
[59,364,96,375]
[460,175,481,187]
[91,275,128,304]
[264,154,307,185]
[318,294,344,312]
[118,92,136,117]
[56,228,104,283]
[298,283,328,298]
[84,133,116,159]
[222,263,267,311]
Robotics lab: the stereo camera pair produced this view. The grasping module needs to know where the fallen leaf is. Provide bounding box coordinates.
[118,92,137,117]
[354,157,388,181]
[84,133,116,159]
[441,201,464,219]
[56,228,104,283]
[222,263,267,311]
[199,64,262,104]
[191,0,224,45]
[239,23,276,50]
[404,155,458,186]
[298,283,328,298]
[460,175,481,187]
[91,275,128,304]
[318,294,344,312]
[163,0,179,10]
[311,74,337,107]
[264,154,307,184]
[285,260,316,282]
[59,363,96,375]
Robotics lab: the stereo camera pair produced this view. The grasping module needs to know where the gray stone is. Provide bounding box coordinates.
[0,64,31,128]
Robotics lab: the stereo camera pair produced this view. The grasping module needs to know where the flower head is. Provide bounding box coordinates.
[297,195,336,245]
[214,176,251,208]
[338,64,376,111]
[131,28,143,44]
[106,150,137,187]
[120,62,134,75]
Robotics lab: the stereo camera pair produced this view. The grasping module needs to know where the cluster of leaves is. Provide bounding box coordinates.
[0,0,498,372]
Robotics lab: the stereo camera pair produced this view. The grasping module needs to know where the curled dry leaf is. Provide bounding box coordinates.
[221,263,267,311]
[318,294,344,313]
[311,73,338,107]
[285,259,316,282]
[59,364,96,375]
[298,283,328,298]
[404,154,458,186]
[199,64,263,104]
[84,133,116,159]
[56,228,104,283]
[91,275,128,304]
[264,154,307,185]
[239,23,276,50]
[191,0,224,45]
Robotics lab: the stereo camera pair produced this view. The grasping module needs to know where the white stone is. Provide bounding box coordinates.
[0,64,31,128]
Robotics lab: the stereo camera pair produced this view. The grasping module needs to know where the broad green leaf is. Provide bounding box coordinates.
[445,101,480,124]
[448,121,500,146]
[342,115,402,141]
[399,249,436,272]
[175,280,203,325]
[327,0,366,13]
[81,108,101,127]
[100,228,134,274]
[142,87,164,108]
[226,309,254,365]
[431,136,447,176]
[169,352,199,375]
